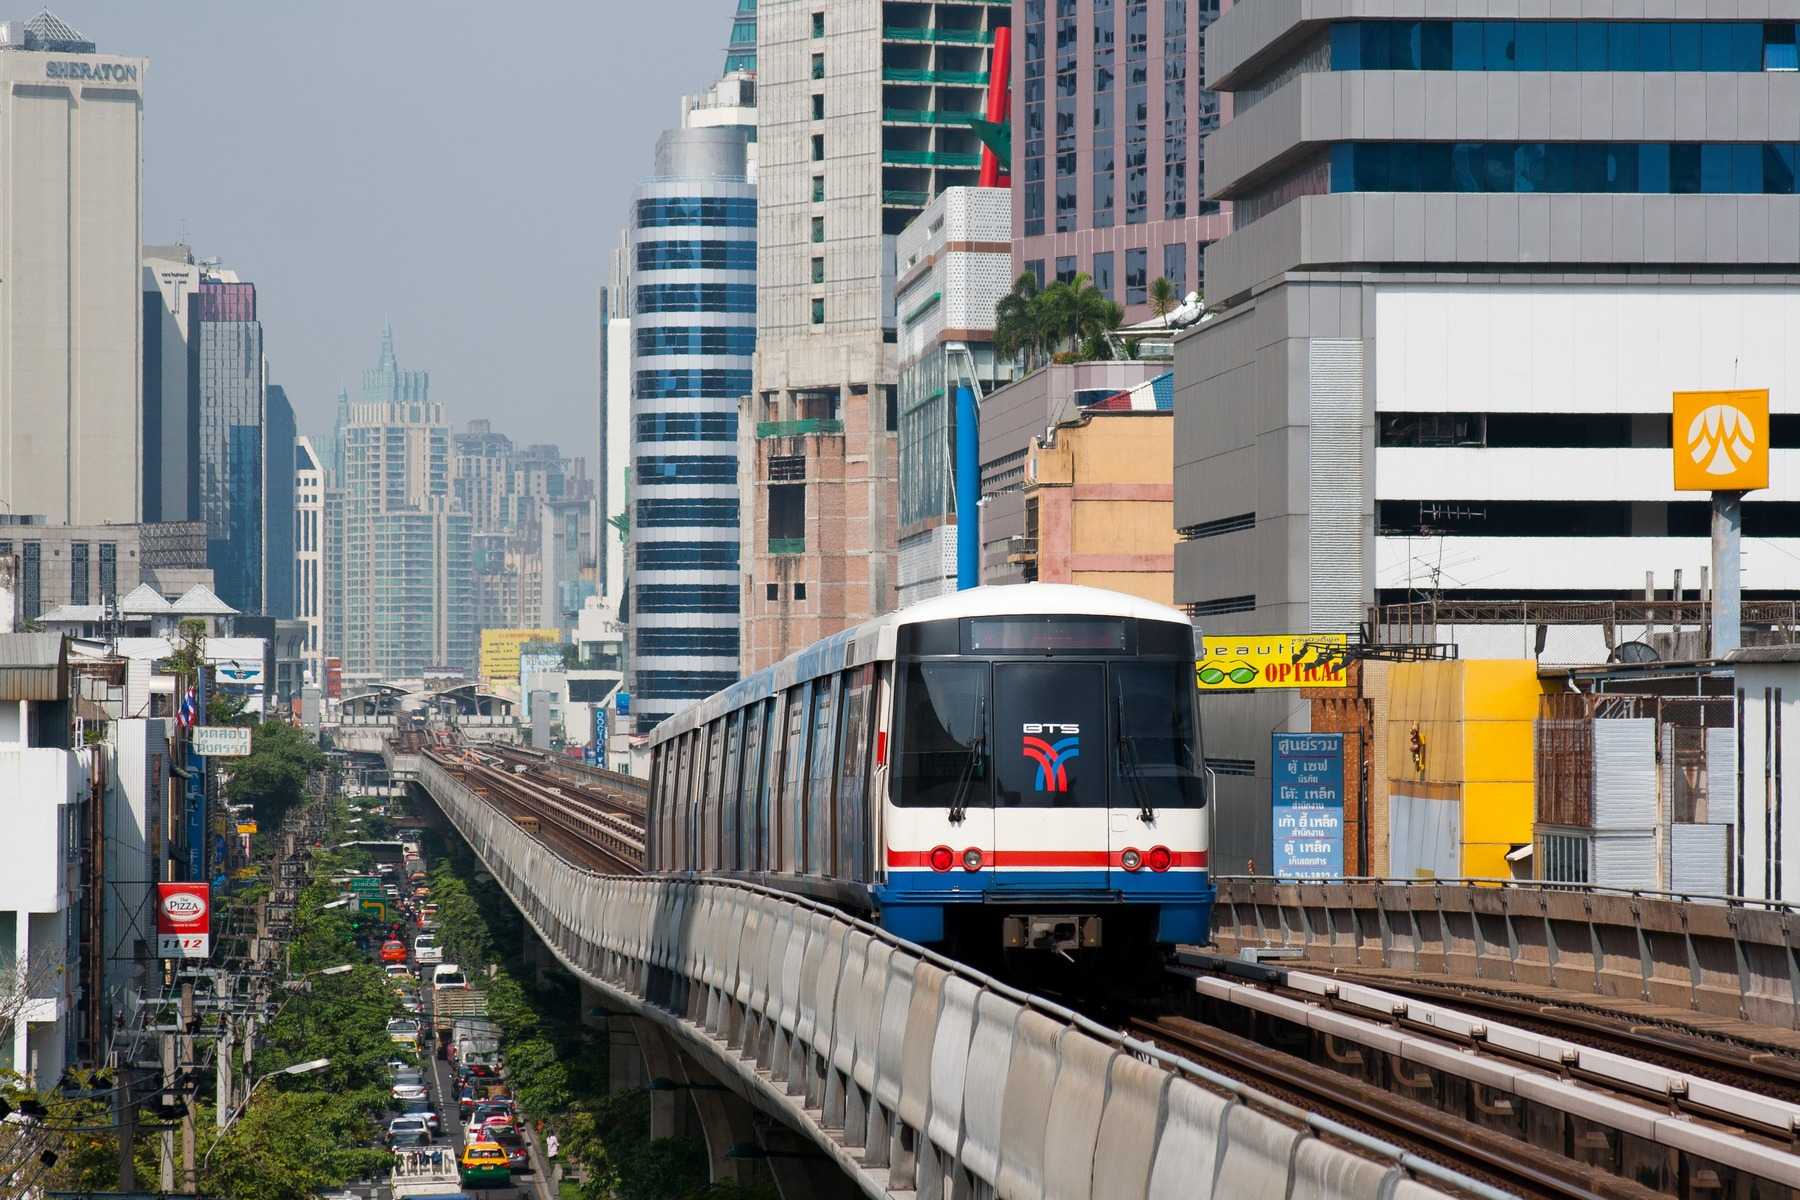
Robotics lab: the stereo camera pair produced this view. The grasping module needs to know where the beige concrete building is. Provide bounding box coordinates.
[0,15,145,526]
[1016,396,1178,607]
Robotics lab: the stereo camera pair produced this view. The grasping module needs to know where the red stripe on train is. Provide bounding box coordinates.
[886,848,1208,869]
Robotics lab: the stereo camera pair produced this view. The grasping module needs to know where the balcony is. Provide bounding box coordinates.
[883,188,929,206]
[883,148,983,168]
[882,107,982,125]
[756,418,844,439]
[768,538,806,557]
[883,26,993,44]
[882,67,987,85]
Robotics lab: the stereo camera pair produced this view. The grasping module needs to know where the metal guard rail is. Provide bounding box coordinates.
[1213,875,1800,915]
[417,757,1483,1200]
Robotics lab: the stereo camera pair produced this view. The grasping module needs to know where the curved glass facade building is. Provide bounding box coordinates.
[630,106,756,734]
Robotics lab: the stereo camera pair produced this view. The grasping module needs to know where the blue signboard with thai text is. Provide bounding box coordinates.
[1271,733,1345,879]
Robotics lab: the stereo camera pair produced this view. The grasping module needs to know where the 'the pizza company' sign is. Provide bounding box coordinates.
[156,882,210,959]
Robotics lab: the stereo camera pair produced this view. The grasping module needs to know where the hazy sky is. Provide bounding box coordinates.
[55,1,725,457]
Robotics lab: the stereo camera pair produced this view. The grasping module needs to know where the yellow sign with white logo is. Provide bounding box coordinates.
[1196,634,1349,691]
[1674,389,1768,492]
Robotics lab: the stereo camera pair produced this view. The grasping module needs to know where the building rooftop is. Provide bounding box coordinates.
[0,632,68,700]
[119,583,173,614]
[170,584,236,616]
[1726,645,1800,664]
[2,10,94,53]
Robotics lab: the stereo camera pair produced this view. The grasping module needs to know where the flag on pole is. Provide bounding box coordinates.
[178,686,198,728]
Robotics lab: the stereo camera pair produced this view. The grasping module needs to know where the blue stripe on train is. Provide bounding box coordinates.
[873,869,1213,946]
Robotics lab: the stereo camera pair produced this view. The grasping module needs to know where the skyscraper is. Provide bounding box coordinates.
[627,73,757,733]
[725,0,757,73]
[143,244,200,523]
[0,13,146,525]
[295,435,326,683]
[745,0,1008,670]
[1011,0,1230,315]
[263,384,296,619]
[339,326,474,682]
[190,270,265,613]
[598,238,633,604]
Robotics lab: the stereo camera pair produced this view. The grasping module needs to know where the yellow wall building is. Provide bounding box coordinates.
[1019,407,1176,606]
[1381,660,1541,879]
[479,627,559,685]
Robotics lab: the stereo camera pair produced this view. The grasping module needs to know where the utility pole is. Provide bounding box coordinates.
[160,1022,175,1191]
[181,980,196,1192]
[217,1017,233,1129]
[114,1066,136,1191]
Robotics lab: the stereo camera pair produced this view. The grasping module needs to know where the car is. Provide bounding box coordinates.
[390,1073,428,1103]
[488,1124,531,1173]
[413,934,443,966]
[395,1097,441,1135]
[457,1085,477,1120]
[378,939,408,964]
[385,1059,411,1073]
[458,1141,510,1188]
[386,1017,422,1046]
[431,963,468,991]
[385,964,415,982]
[470,1105,515,1133]
[391,1129,431,1149]
[474,1115,516,1142]
[386,1115,431,1146]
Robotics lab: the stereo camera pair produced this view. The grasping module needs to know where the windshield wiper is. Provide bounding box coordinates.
[1116,696,1156,825]
[947,693,987,826]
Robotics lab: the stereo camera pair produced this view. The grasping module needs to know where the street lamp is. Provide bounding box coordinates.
[280,963,353,990]
[202,1058,330,1168]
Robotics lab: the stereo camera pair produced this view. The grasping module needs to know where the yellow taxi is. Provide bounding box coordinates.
[458,1140,511,1187]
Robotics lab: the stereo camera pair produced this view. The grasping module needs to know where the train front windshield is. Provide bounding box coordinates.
[891,631,1206,810]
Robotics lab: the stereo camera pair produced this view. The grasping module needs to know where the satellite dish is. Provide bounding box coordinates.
[1609,640,1660,664]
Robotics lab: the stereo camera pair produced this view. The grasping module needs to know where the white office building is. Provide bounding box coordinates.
[296,436,326,683]
[0,13,146,526]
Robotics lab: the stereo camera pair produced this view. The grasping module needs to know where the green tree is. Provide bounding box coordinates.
[1148,275,1178,323]
[992,271,1047,369]
[198,1090,390,1200]
[1035,273,1124,359]
[224,720,327,830]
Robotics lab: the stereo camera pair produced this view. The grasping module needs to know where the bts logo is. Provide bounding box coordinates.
[1022,723,1081,793]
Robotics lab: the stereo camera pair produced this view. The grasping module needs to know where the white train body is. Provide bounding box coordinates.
[644,584,1213,952]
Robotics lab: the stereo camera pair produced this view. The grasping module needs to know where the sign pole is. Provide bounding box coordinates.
[1712,490,1742,658]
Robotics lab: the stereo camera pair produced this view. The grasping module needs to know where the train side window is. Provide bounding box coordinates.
[741,700,765,871]
[836,665,875,882]
[783,682,813,874]
[721,710,743,872]
[687,728,706,870]
[768,691,795,872]
[807,675,838,876]
[756,698,777,871]
[704,719,726,871]
[672,735,691,869]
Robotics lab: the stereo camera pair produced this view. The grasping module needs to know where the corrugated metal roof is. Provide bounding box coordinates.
[0,632,69,700]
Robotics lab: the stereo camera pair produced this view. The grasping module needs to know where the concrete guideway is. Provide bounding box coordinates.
[1211,876,1800,1042]
[414,756,1483,1200]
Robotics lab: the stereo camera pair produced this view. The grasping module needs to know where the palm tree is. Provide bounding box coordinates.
[993,271,1046,368]
[1148,276,1178,324]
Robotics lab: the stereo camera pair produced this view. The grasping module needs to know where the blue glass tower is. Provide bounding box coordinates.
[628,101,756,734]
[724,0,756,74]
[190,276,264,613]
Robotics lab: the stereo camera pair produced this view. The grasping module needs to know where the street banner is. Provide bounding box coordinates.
[1271,734,1346,879]
[193,726,252,757]
[156,882,211,959]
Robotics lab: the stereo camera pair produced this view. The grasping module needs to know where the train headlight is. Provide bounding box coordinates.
[1146,845,1173,873]
[929,846,955,872]
[962,847,984,872]
[1120,848,1143,872]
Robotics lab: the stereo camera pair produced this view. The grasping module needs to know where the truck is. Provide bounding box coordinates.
[431,987,488,1053]
[390,1146,461,1197]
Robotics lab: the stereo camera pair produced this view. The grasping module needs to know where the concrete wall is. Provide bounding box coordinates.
[1027,412,1177,605]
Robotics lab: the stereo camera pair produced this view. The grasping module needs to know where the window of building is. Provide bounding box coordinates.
[1092,252,1115,299]
[636,412,739,443]
[883,385,898,432]
[811,256,825,283]
[1125,247,1148,304]
[638,584,739,614]
[1162,243,1187,296]
[634,368,754,399]
[635,326,758,357]
[69,542,88,607]
[1328,19,1790,73]
[637,541,742,569]
[637,283,757,313]
[1055,255,1078,284]
[636,455,739,484]
[812,11,825,37]
[812,133,825,161]
[636,240,758,271]
[1025,259,1046,288]
[1330,139,1800,195]
[768,484,805,553]
[811,216,825,243]
[769,455,806,481]
[812,93,825,120]
[638,498,740,527]
[795,582,808,601]
[766,583,779,601]
[812,52,825,79]
[635,197,758,228]
[811,297,825,324]
[812,175,825,201]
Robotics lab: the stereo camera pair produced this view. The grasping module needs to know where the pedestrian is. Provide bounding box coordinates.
[546,1132,559,1161]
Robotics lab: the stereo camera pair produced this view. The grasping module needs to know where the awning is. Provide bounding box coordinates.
[1505,844,1534,863]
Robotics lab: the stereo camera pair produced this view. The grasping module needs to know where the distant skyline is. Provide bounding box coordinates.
[52,0,723,451]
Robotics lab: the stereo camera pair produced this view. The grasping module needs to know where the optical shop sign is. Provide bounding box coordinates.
[1271,733,1345,879]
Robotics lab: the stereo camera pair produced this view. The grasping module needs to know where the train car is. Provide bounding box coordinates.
[644,583,1212,960]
